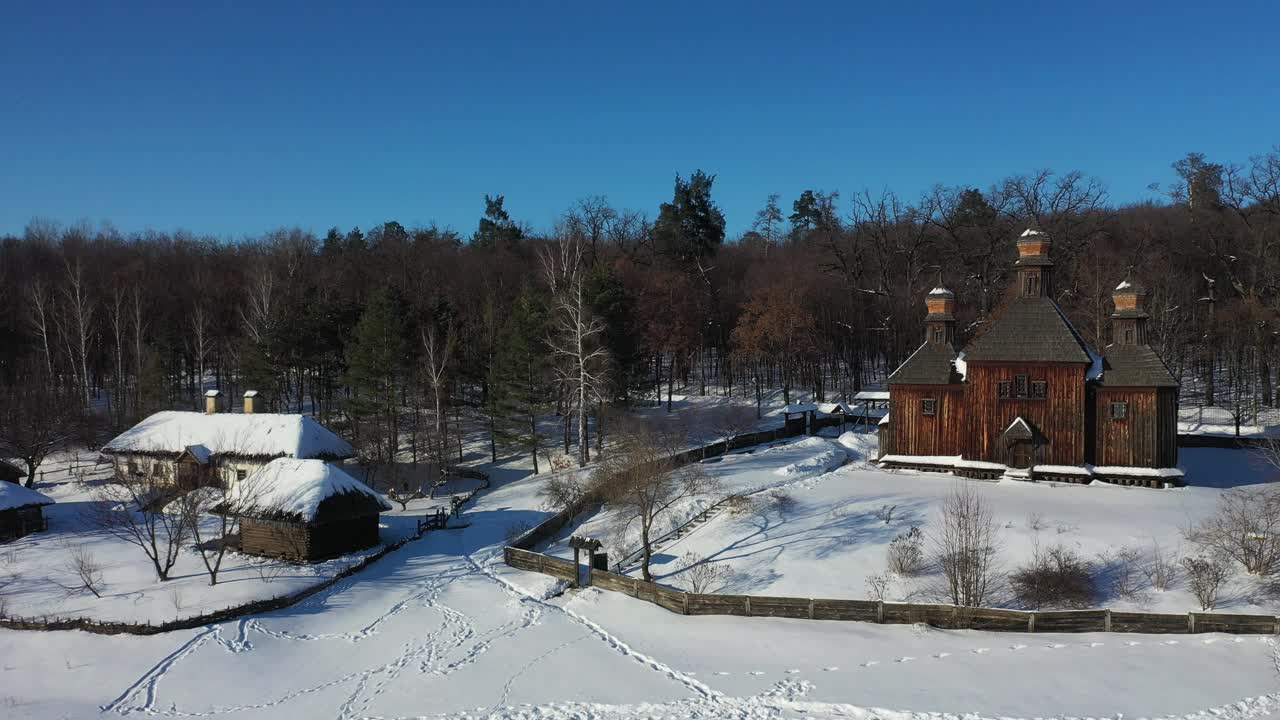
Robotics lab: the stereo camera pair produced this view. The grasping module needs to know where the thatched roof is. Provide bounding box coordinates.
[0,482,54,512]
[223,459,390,524]
[102,411,355,461]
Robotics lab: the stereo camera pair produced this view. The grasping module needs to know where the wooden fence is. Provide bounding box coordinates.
[505,547,1280,635]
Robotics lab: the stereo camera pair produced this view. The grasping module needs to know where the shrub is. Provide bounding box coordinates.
[930,482,1001,607]
[1182,555,1232,610]
[726,495,757,517]
[1098,545,1144,599]
[677,552,729,594]
[873,504,896,525]
[768,490,796,514]
[1185,487,1280,575]
[887,526,924,575]
[865,572,890,601]
[1011,545,1095,609]
[1144,541,1178,591]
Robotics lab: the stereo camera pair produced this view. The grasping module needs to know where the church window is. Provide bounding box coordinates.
[1015,374,1029,398]
[998,381,1012,399]
[1031,381,1047,399]
[1110,402,1128,420]
[921,398,937,416]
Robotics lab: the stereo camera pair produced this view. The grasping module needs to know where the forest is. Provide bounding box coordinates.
[1,147,1278,486]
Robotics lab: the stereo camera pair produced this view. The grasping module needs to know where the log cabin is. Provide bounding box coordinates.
[0,481,54,542]
[100,390,355,490]
[880,229,1182,487]
[221,458,392,562]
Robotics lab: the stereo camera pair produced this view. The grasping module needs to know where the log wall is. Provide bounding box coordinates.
[964,362,1088,465]
[889,385,964,457]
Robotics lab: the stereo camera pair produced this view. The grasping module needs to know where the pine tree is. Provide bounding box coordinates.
[345,285,407,474]
[490,290,549,473]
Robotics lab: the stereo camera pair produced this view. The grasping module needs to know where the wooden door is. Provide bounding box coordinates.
[1010,441,1033,469]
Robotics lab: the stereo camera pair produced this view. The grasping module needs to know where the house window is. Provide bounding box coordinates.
[1031,380,1047,399]
[921,398,937,416]
[998,381,1012,399]
[127,459,138,475]
[1015,374,1029,398]
[235,469,248,483]
[1111,402,1128,420]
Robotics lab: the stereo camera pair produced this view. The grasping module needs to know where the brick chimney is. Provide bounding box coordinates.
[1015,228,1053,298]
[925,287,956,347]
[243,390,259,414]
[1111,278,1150,345]
[204,389,221,415]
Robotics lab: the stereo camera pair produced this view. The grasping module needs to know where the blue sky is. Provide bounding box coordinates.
[2,1,1277,240]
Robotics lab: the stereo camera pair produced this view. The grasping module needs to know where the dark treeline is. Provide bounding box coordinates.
[2,149,1279,485]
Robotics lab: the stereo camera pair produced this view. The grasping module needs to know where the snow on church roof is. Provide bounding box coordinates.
[102,411,355,460]
[927,287,954,296]
[1020,228,1045,238]
[1115,280,1132,290]
[0,481,55,512]
[225,459,390,522]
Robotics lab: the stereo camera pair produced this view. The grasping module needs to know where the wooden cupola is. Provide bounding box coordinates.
[1014,228,1053,298]
[924,287,956,347]
[1111,278,1150,346]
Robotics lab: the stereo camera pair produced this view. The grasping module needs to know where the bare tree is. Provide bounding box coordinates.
[701,403,757,451]
[58,256,96,409]
[1185,486,1280,575]
[422,322,457,463]
[0,364,71,487]
[676,551,729,593]
[542,232,610,467]
[51,542,105,598]
[931,482,1001,606]
[92,461,191,582]
[1182,555,1232,610]
[592,419,719,581]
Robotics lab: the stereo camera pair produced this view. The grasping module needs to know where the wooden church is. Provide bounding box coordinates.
[879,229,1183,487]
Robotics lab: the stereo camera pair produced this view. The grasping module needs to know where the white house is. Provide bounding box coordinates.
[100,390,355,489]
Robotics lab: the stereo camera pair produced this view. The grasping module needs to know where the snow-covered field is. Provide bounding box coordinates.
[543,430,1280,614]
[0,454,480,624]
[5,424,1280,718]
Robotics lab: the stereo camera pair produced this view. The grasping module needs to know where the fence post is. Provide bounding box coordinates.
[683,593,690,615]
[1028,611,1036,633]
[876,601,884,623]
[1188,613,1196,633]
[808,598,815,620]
[1103,609,1112,632]
[744,597,752,617]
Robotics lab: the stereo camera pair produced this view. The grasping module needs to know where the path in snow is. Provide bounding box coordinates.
[2,460,1280,719]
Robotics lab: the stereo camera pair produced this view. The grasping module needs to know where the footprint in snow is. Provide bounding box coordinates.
[1009,644,1027,651]
[822,667,839,672]
[785,669,801,674]
[714,671,731,676]
[1045,643,1066,650]
[1085,642,1105,648]
[972,648,990,654]
[1203,638,1218,645]
[1125,641,1142,647]
[748,671,766,676]
[861,661,879,667]
[896,657,916,663]
[933,652,951,659]
[1164,640,1180,646]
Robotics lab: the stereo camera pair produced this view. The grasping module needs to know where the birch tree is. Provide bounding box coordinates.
[542,233,609,467]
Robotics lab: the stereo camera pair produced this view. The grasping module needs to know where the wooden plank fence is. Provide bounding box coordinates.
[506,551,1280,635]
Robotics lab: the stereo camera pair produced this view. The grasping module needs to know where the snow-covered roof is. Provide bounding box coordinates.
[953,352,968,381]
[1006,417,1033,435]
[853,391,890,401]
[204,389,221,397]
[927,287,954,297]
[0,482,55,512]
[225,459,391,522]
[1020,228,1045,238]
[102,412,356,460]
[878,412,891,426]
[782,403,818,414]
[1115,280,1132,291]
[182,444,212,465]
[816,402,855,415]
[1087,347,1105,381]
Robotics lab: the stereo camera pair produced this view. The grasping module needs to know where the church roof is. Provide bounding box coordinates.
[963,296,1093,364]
[1099,345,1179,387]
[888,343,962,385]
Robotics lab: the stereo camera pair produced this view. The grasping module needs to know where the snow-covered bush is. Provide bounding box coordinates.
[930,483,1001,607]
[768,490,797,514]
[549,453,576,473]
[1144,541,1179,591]
[677,552,729,594]
[726,494,757,517]
[1011,545,1095,609]
[887,527,924,575]
[865,573,890,601]
[54,543,105,599]
[873,504,896,525]
[1185,487,1280,575]
[1098,545,1144,600]
[1182,555,1232,610]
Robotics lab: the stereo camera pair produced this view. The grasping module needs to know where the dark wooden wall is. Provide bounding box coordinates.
[0,506,45,543]
[1094,387,1178,468]
[240,514,380,562]
[889,385,964,457]
[964,363,1088,466]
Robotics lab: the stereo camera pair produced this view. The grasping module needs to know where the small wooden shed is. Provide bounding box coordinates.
[0,459,24,484]
[0,481,55,542]
[223,458,392,562]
